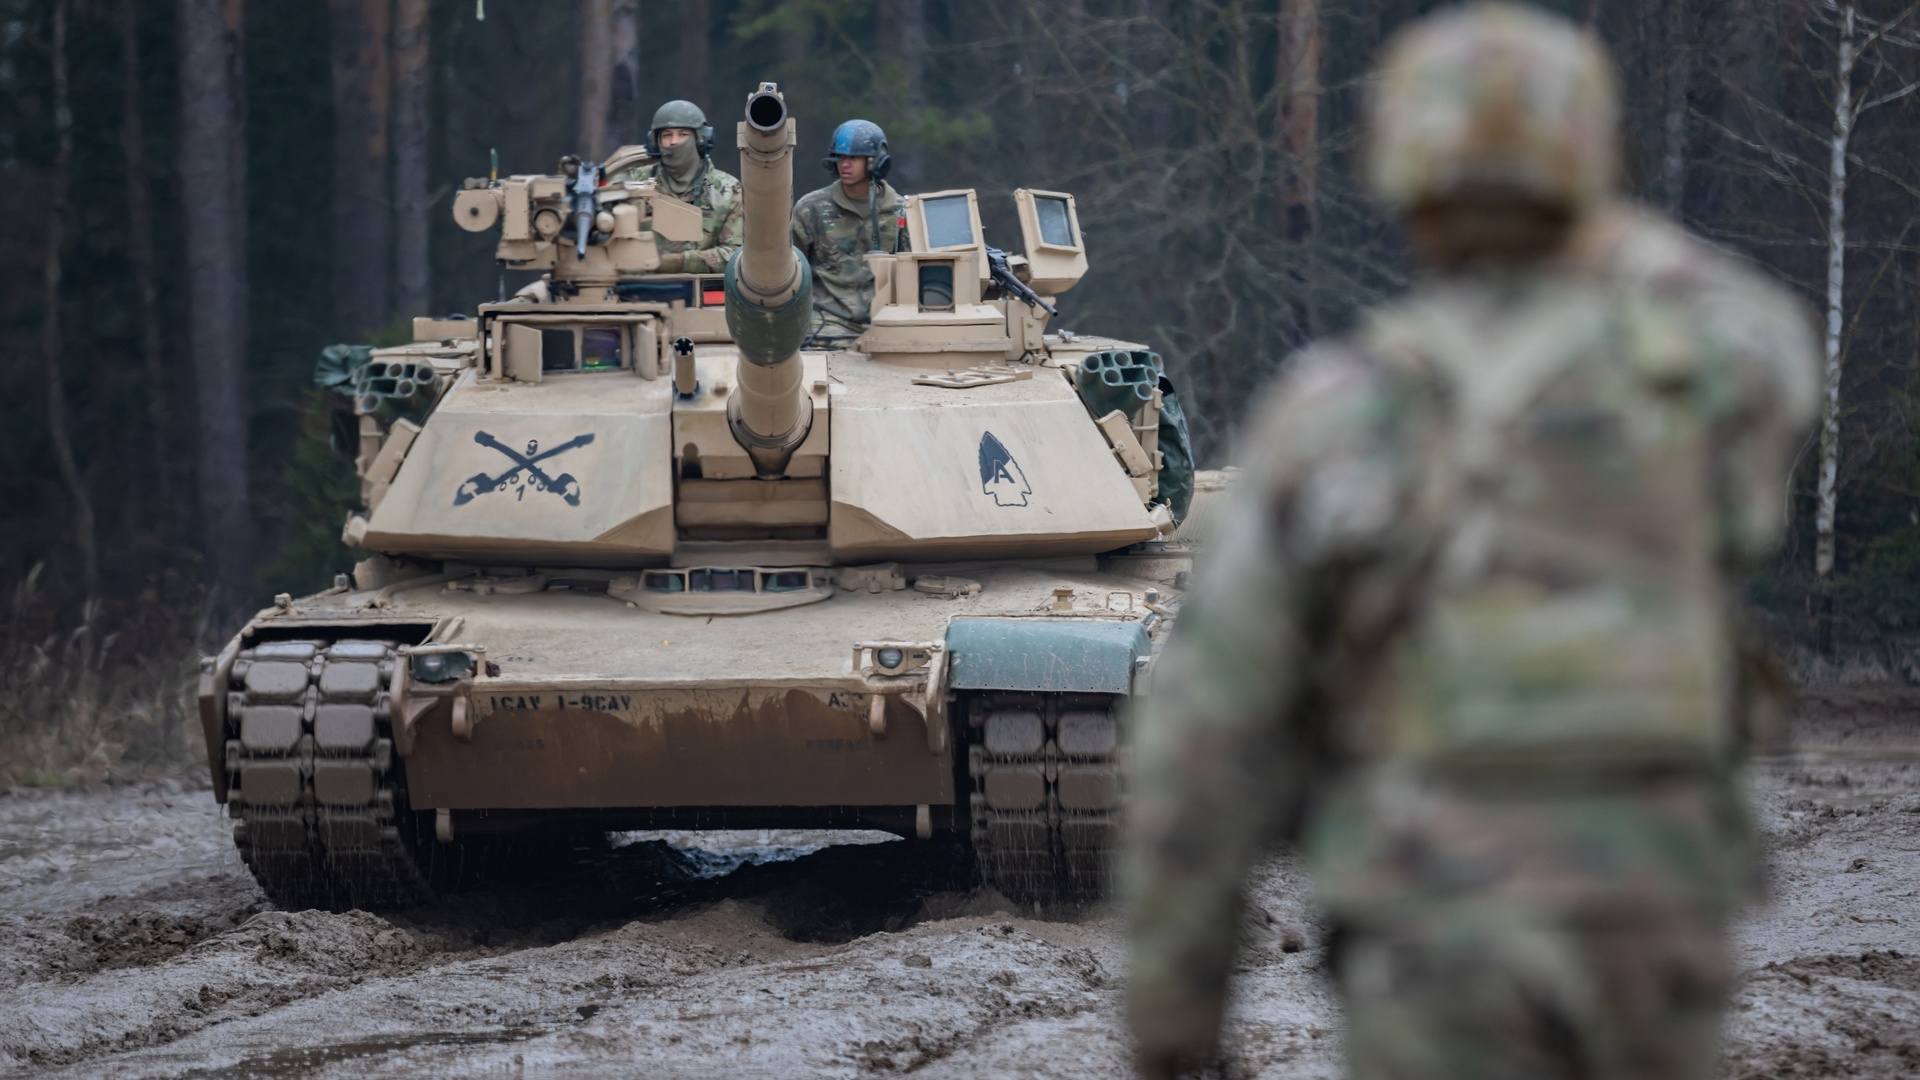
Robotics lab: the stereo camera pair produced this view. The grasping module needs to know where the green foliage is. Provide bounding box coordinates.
[729,0,992,159]
[260,320,412,599]
[260,392,365,599]
[1835,526,1920,633]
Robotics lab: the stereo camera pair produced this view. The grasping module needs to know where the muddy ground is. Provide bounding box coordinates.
[0,692,1914,1079]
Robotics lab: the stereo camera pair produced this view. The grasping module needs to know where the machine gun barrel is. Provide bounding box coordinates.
[570,159,602,260]
[986,246,1058,316]
[724,83,815,478]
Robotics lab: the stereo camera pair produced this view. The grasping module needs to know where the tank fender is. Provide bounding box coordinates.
[197,636,244,802]
[945,617,1151,696]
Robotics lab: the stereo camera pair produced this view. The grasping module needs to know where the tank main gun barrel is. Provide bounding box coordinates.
[724,83,815,479]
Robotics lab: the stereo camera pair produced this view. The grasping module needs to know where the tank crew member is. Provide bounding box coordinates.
[1126,4,1820,1079]
[614,99,743,274]
[791,119,907,341]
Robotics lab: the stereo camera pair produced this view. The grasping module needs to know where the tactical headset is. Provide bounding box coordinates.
[822,119,892,181]
[644,123,715,160]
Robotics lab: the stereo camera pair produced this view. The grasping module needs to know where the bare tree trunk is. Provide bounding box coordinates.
[578,0,613,160]
[330,0,393,340]
[178,0,252,615]
[1662,0,1690,216]
[43,0,98,610]
[1276,0,1319,243]
[606,0,641,152]
[120,0,170,508]
[393,0,430,321]
[1815,4,1856,584]
[1128,0,1170,147]
[878,0,928,183]
[1277,0,1320,339]
[677,0,709,107]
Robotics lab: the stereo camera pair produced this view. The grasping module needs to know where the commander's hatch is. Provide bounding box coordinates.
[1013,189,1087,297]
[452,172,704,281]
[861,189,1012,367]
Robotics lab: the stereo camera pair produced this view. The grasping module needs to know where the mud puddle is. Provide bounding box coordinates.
[2,689,1916,1077]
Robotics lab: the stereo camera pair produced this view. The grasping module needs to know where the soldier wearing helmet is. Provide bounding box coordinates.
[791,118,909,341]
[1126,4,1818,1079]
[611,99,743,274]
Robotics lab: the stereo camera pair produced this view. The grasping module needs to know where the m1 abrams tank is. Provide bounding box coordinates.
[198,84,1213,911]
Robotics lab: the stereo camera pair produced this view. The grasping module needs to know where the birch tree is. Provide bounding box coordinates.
[1807,2,1920,580]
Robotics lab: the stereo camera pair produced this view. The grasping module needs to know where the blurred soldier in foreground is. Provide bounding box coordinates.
[793,119,907,342]
[611,100,743,273]
[1126,4,1818,1078]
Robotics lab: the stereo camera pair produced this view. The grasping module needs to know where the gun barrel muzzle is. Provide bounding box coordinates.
[734,88,802,307]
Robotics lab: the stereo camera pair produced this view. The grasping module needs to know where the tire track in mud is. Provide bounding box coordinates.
[4,690,1918,1079]
[0,909,447,1069]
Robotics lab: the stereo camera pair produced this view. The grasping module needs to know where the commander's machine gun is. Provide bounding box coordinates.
[985,246,1058,316]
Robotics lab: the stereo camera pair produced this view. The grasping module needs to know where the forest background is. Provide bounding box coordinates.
[4,0,1920,780]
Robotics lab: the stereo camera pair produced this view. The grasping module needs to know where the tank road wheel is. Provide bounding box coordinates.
[223,640,434,911]
[964,692,1125,910]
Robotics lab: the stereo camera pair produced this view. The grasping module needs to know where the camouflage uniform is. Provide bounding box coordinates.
[791,179,907,339]
[1125,6,1820,1079]
[614,160,744,274]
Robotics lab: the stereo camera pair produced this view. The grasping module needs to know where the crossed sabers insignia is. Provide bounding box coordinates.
[453,431,595,507]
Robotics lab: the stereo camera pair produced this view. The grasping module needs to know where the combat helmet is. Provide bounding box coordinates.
[1366,2,1619,212]
[823,119,892,181]
[648,99,714,158]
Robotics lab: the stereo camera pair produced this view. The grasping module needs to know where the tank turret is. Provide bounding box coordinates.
[723,84,814,478]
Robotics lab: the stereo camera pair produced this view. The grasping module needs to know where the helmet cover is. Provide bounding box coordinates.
[650,99,709,133]
[1367,2,1620,211]
[829,119,888,159]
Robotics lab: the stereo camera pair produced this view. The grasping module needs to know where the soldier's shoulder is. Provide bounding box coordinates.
[1585,203,1801,313]
[1597,204,1820,416]
[1242,340,1412,454]
[704,166,742,195]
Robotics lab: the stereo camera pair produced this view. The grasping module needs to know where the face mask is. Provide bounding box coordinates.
[660,137,701,193]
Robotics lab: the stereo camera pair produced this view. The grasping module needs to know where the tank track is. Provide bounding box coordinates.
[966,692,1124,909]
[223,639,433,911]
